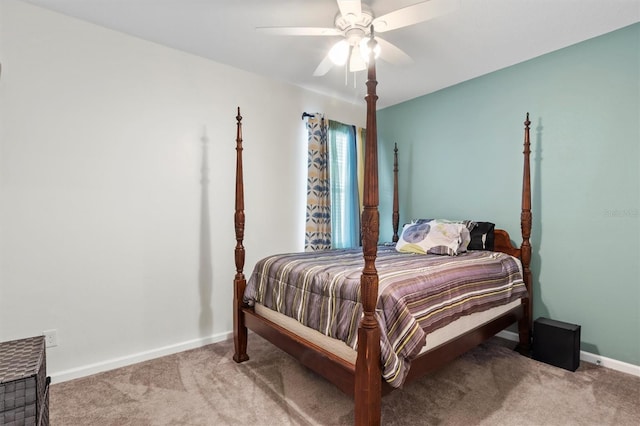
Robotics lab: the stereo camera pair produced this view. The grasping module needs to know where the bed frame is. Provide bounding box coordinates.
[232,37,532,426]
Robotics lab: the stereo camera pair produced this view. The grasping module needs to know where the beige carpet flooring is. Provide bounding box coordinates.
[50,335,640,425]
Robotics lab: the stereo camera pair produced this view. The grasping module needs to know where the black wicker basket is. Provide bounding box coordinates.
[0,336,49,426]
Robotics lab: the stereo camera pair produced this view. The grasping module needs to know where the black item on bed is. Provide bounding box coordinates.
[468,221,495,251]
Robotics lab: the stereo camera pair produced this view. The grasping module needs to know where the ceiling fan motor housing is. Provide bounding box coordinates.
[335,8,373,45]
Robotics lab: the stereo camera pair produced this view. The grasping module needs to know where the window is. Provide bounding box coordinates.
[328,120,360,249]
[304,115,364,252]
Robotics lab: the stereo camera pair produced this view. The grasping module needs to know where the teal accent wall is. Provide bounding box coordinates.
[377,24,639,366]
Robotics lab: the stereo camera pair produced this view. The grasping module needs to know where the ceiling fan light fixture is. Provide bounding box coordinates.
[329,40,350,65]
[349,44,366,72]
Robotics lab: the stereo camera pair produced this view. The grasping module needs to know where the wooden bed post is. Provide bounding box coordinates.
[518,112,533,354]
[392,143,400,243]
[233,107,249,363]
[355,31,382,426]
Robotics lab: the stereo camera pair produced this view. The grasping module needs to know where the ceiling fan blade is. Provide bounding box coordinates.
[256,26,341,36]
[313,54,335,76]
[375,37,413,66]
[337,0,362,18]
[372,0,460,33]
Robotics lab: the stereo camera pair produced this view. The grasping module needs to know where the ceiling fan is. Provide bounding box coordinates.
[256,0,460,76]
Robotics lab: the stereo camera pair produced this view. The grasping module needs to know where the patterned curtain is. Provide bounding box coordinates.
[304,114,331,251]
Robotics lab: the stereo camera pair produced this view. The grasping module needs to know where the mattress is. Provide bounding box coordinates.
[254,298,522,364]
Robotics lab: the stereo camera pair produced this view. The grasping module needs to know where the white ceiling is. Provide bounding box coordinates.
[20,0,640,108]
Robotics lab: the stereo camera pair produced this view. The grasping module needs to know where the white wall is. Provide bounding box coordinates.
[0,0,366,381]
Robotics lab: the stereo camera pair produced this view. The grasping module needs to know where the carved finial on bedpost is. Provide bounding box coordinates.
[233,107,249,363]
[355,25,382,426]
[518,112,533,353]
[392,143,400,243]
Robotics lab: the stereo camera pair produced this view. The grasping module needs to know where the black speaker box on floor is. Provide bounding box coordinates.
[533,317,581,372]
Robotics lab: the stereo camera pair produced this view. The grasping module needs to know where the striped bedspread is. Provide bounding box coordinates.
[244,246,527,387]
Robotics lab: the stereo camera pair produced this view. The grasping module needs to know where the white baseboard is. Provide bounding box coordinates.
[496,330,640,378]
[51,330,639,384]
[50,331,232,384]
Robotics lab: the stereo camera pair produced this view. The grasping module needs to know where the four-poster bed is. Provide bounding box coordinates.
[232,37,532,426]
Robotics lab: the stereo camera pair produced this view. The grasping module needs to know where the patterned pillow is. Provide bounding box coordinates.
[396,219,471,255]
